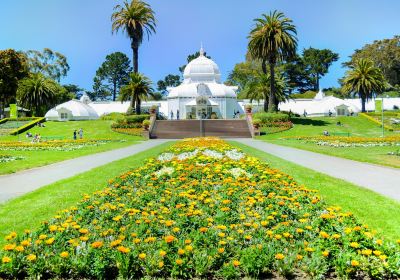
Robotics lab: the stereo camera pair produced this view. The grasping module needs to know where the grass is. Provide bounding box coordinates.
[0,120,144,174]
[0,141,174,246]
[258,116,400,168]
[231,141,400,242]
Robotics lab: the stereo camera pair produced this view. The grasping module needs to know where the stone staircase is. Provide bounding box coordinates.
[150,120,252,139]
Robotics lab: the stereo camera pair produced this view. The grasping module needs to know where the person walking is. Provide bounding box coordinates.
[73,130,77,140]
[177,109,180,120]
[79,128,83,139]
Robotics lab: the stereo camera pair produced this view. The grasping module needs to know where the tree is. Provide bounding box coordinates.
[112,0,156,73]
[25,48,70,82]
[342,59,386,112]
[0,49,28,117]
[119,72,154,114]
[91,76,111,101]
[282,54,312,94]
[16,73,58,116]
[248,10,297,112]
[157,74,181,95]
[95,52,132,101]
[179,51,211,73]
[63,84,83,99]
[345,36,400,87]
[302,48,339,91]
[227,60,261,93]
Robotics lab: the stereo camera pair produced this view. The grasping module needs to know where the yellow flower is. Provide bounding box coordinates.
[79,228,89,234]
[2,256,11,263]
[176,259,183,265]
[275,253,285,260]
[305,247,314,252]
[26,254,36,261]
[165,220,174,226]
[322,250,329,257]
[218,248,225,253]
[91,241,103,249]
[45,238,55,245]
[20,240,30,247]
[184,239,192,244]
[14,246,24,252]
[110,239,122,247]
[138,253,146,260]
[379,255,387,261]
[178,249,185,255]
[159,261,164,268]
[112,215,123,221]
[296,254,303,260]
[60,251,69,258]
[218,232,225,238]
[38,234,47,240]
[232,260,241,267]
[373,250,381,256]
[362,249,372,256]
[350,242,359,248]
[185,245,193,252]
[173,227,180,233]
[351,260,359,267]
[320,231,329,238]
[3,244,15,251]
[49,225,58,232]
[159,250,167,257]
[199,227,208,233]
[376,239,383,245]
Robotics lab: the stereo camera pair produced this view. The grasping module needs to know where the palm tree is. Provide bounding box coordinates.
[342,59,386,112]
[244,71,288,106]
[120,72,154,114]
[17,73,57,116]
[248,10,297,112]
[111,0,156,73]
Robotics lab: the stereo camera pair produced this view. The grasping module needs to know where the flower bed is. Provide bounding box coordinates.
[111,127,143,136]
[1,138,399,279]
[0,139,116,152]
[285,136,400,147]
[260,121,293,134]
[0,155,24,163]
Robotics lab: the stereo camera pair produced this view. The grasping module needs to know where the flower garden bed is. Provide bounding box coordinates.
[0,155,24,163]
[1,138,399,279]
[111,127,143,136]
[0,139,118,152]
[285,136,400,148]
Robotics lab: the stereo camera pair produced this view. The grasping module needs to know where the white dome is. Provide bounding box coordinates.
[183,48,221,83]
[168,83,237,99]
[45,100,99,121]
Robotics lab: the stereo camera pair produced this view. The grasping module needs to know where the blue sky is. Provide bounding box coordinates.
[1,0,400,91]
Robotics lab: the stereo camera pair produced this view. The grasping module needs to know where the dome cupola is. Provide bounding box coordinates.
[183,47,221,84]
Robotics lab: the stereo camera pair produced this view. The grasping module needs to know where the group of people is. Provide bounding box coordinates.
[26,132,41,143]
[73,128,83,140]
[170,110,180,120]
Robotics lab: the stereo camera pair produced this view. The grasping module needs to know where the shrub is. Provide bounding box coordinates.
[100,113,125,121]
[253,112,290,124]
[9,118,45,135]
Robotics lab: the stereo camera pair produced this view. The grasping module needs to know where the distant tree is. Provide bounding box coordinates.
[345,36,400,87]
[342,59,386,112]
[227,60,261,93]
[0,49,28,117]
[95,52,132,101]
[248,11,298,112]
[54,86,75,105]
[112,0,156,73]
[157,74,181,95]
[17,73,58,116]
[91,76,111,101]
[282,54,313,94]
[25,48,70,82]
[119,72,154,114]
[63,84,83,99]
[302,47,339,91]
[179,51,211,73]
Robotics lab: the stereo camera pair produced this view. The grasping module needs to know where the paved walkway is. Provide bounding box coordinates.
[234,139,400,201]
[0,140,170,203]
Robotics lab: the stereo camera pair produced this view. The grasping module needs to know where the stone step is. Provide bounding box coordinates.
[150,120,252,139]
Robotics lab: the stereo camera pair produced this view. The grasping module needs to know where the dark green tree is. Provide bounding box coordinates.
[63,84,83,99]
[25,48,70,82]
[157,74,181,95]
[95,52,132,101]
[302,47,339,91]
[282,54,312,94]
[342,59,386,112]
[16,73,58,116]
[0,49,29,117]
[248,11,298,112]
[91,76,111,101]
[112,0,156,73]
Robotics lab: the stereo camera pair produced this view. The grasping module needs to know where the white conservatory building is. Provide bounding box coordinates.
[167,47,241,119]
[45,99,99,121]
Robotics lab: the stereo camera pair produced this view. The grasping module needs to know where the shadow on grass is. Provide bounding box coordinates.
[292,118,330,126]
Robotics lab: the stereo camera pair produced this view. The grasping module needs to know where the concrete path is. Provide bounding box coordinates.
[234,139,400,201]
[0,139,170,203]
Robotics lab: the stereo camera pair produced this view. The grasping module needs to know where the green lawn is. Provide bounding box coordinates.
[258,116,400,168]
[231,141,400,242]
[0,141,174,246]
[0,120,144,174]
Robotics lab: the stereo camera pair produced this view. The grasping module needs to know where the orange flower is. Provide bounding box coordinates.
[232,260,241,267]
[91,241,103,249]
[351,260,359,267]
[176,259,183,265]
[118,246,130,254]
[60,251,69,258]
[165,235,175,243]
[275,253,285,260]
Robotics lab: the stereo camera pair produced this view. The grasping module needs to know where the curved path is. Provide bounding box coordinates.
[234,139,400,201]
[0,139,170,203]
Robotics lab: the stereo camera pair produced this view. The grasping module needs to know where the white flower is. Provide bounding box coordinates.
[154,166,175,177]
[157,153,175,162]
[229,168,252,179]
[225,149,245,161]
[202,149,223,159]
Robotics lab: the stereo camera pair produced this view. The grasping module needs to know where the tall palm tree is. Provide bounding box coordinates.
[248,10,297,112]
[342,59,386,112]
[111,0,156,73]
[120,72,154,114]
[17,73,57,116]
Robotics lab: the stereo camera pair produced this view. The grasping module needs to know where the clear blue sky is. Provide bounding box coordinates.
[1,0,399,91]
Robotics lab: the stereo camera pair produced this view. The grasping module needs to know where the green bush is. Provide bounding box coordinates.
[9,118,45,135]
[290,91,317,99]
[253,112,290,124]
[100,113,125,121]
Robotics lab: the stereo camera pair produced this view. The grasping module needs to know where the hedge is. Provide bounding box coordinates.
[253,112,290,124]
[9,117,45,135]
[359,113,394,131]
